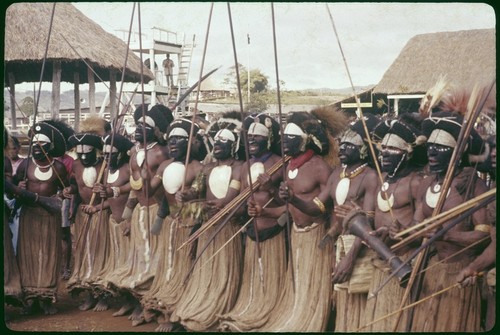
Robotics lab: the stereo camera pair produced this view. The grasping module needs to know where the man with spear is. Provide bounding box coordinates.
[409,91,491,332]
[14,119,74,315]
[140,118,207,331]
[170,113,244,331]
[63,116,110,312]
[361,114,428,331]
[249,108,342,332]
[218,112,288,332]
[108,104,172,325]
[89,133,134,312]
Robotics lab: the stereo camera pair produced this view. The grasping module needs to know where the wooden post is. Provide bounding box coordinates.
[8,72,16,129]
[88,65,95,114]
[51,60,61,119]
[109,69,117,120]
[74,70,81,132]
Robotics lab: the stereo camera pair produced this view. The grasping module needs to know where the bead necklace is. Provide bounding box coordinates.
[340,163,368,179]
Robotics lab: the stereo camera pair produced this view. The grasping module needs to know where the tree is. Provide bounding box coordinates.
[223,65,269,94]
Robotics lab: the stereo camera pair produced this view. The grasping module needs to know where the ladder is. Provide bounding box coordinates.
[174,35,196,116]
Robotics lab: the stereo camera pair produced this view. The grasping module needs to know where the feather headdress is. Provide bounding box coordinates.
[80,114,107,136]
[418,75,449,119]
[310,106,349,167]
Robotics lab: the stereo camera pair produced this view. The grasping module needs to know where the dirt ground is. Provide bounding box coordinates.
[4,280,162,332]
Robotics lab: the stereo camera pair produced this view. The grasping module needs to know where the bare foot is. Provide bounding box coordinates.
[129,306,145,326]
[143,309,157,323]
[93,297,110,312]
[79,294,97,311]
[112,301,135,317]
[40,300,58,315]
[155,321,176,332]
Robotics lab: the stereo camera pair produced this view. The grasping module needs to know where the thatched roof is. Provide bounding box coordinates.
[4,3,154,85]
[373,29,495,95]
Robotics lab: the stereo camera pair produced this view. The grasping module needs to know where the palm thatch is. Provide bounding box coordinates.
[373,29,495,95]
[4,2,154,84]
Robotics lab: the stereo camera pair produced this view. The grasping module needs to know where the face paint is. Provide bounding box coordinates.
[213,139,233,160]
[168,135,188,161]
[339,142,362,166]
[135,122,155,143]
[283,134,304,157]
[427,143,453,173]
[103,151,120,169]
[32,142,51,161]
[78,149,98,167]
[248,134,268,157]
[379,145,406,175]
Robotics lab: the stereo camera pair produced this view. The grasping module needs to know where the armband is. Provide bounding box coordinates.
[111,186,121,198]
[313,197,326,214]
[474,224,491,233]
[229,179,241,191]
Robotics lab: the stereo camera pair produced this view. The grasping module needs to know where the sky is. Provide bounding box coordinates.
[16,2,496,91]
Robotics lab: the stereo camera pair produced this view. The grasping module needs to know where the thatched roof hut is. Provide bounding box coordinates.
[4,2,154,84]
[373,29,495,95]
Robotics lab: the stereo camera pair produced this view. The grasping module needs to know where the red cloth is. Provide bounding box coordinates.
[288,149,314,170]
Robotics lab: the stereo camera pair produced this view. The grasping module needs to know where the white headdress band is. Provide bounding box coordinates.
[168,127,190,138]
[215,129,236,142]
[142,115,156,128]
[248,123,269,137]
[382,133,413,152]
[32,133,51,143]
[76,144,94,154]
[284,123,306,137]
[340,129,364,147]
[428,129,457,148]
[102,144,119,154]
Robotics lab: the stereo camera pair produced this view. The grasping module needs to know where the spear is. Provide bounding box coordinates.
[367,191,494,299]
[227,1,265,288]
[271,2,294,292]
[24,3,56,181]
[390,188,496,251]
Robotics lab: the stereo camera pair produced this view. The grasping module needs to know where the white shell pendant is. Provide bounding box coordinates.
[249,162,265,185]
[34,166,53,181]
[425,186,450,209]
[136,150,145,168]
[288,168,298,180]
[107,169,120,184]
[377,191,394,212]
[83,166,98,188]
[162,162,186,194]
[209,165,232,199]
[335,178,350,205]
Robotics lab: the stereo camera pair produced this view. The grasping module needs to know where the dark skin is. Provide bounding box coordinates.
[93,161,132,223]
[17,157,67,197]
[413,168,489,264]
[129,130,170,206]
[177,149,243,219]
[278,141,377,283]
[62,157,104,205]
[242,135,284,231]
[251,141,331,228]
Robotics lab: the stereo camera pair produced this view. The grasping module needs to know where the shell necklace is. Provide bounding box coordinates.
[336,163,367,205]
[32,157,54,181]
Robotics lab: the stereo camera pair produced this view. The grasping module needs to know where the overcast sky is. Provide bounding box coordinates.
[21,2,496,91]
